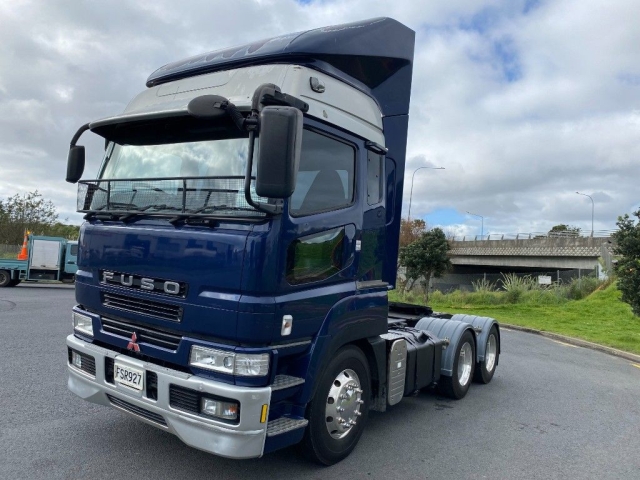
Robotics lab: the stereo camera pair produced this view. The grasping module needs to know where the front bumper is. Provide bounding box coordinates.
[66,334,271,459]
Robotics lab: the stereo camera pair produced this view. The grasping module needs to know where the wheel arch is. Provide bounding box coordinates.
[415,317,478,377]
[450,314,500,364]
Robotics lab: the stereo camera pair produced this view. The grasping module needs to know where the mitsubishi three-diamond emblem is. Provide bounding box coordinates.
[127,332,141,352]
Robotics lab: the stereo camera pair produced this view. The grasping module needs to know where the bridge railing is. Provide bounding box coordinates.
[449,230,616,242]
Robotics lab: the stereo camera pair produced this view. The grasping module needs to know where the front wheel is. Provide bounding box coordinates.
[299,345,371,465]
[0,270,11,288]
[439,330,476,399]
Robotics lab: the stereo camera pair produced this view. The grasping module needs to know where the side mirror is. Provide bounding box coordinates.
[66,145,85,184]
[255,106,302,198]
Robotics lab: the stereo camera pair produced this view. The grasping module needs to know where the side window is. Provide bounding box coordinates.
[286,227,346,285]
[290,130,355,216]
[69,244,78,256]
[367,152,383,205]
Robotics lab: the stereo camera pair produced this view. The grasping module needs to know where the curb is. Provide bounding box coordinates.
[501,323,640,364]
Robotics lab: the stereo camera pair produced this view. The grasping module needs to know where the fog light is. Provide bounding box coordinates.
[72,351,82,369]
[73,312,93,337]
[201,397,239,421]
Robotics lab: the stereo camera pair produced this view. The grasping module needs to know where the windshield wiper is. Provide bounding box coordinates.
[189,205,256,214]
[138,204,182,212]
[117,204,183,222]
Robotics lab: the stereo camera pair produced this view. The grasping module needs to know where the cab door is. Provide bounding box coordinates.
[64,242,78,275]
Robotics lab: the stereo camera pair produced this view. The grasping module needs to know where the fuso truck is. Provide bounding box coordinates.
[0,235,77,287]
[64,17,500,464]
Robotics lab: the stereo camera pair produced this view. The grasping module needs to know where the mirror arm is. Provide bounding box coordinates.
[244,130,280,215]
[70,123,91,146]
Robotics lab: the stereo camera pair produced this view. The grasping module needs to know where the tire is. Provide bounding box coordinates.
[473,325,499,384]
[299,345,371,465]
[8,279,21,287]
[0,270,11,288]
[439,330,475,400]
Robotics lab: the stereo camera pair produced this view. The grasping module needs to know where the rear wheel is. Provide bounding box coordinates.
[474,325,499,384]
[299,345,371,465]
[439,330,475,399]
[0,270,11,288]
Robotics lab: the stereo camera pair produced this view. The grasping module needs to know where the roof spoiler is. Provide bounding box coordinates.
[146,17,415,117]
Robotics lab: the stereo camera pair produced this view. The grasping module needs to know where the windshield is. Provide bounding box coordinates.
[78,136,265,217]
[101,138,249,179]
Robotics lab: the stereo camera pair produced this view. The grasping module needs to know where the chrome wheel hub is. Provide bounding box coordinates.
[485,334,497,372]
[325,369,363,439]
[458,342,473,387]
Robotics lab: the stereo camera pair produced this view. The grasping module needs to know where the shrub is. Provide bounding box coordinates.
[472,277,495,292]
[566,276,599,300]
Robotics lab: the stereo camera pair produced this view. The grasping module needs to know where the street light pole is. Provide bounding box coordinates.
[466,211,484,238]
[407,166,445,221]
[576,191,594,236]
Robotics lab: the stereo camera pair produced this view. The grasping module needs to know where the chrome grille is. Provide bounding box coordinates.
[101,317,182,350]
[102,292,182,322]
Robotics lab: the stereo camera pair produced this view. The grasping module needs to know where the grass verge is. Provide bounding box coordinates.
[390,284,640,355]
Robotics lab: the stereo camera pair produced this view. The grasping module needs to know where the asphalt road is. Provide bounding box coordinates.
[1,284,639,480]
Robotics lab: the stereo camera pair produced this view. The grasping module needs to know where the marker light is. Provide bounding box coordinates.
[73,312,93,337]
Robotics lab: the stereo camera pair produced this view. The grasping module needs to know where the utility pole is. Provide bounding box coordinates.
[576,192,594,236]
[407,166,445,221]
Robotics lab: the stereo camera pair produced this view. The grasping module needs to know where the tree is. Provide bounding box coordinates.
[47,222,81,240]
[0,191,79,244]
[398,227,451,301]
[399,218,427,249]
[548,224,581,237]
[612,210,640,316]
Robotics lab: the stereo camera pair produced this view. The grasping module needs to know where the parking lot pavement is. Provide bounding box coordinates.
[1,284,639,479]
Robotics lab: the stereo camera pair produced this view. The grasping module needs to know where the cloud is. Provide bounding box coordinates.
[0,0,638,236]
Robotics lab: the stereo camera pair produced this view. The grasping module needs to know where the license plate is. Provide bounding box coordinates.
[114,361,144,391]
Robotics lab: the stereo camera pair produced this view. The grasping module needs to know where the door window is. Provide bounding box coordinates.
[286,227,346,284]
[290,130,355,216]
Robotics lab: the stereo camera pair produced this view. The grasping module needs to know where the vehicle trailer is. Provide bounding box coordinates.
[64,17,500,465]
[0,235,77,287]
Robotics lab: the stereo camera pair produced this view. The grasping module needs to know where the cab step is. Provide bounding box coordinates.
[266,416,309,437]
[271,374,305,391]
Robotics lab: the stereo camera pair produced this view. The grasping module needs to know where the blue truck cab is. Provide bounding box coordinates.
[64,18,500,465]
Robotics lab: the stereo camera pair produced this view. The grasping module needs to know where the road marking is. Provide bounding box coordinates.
[553,340,578,348]
[632,363,640,370]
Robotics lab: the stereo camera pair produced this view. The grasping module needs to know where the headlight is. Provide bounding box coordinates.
[189,346,270,377]
[73,312,93,337]
[190,346,235,374]
[235,353,270,376]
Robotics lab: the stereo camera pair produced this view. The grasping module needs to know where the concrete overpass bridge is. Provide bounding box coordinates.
[428,234,616,292]
[448,236,614,270]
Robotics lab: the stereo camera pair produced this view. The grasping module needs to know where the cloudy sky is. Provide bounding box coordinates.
[1,0,638,237]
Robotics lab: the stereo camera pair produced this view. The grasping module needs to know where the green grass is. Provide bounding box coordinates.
[390,284,640,355]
